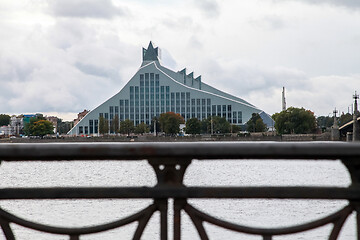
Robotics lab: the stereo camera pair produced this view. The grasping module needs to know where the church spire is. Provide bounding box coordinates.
[142,41,159,62]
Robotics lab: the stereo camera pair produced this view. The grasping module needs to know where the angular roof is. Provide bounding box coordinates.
[142,41,159,62]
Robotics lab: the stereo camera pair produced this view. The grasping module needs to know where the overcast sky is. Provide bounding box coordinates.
[1,0,359,120]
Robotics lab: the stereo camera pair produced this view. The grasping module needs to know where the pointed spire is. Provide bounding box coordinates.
[142,41,159,62]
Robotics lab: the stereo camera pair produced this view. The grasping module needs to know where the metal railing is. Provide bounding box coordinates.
[0,142,360,240]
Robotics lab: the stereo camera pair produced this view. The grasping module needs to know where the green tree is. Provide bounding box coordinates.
[272,107,316,134]
[211,116,231,134]
[0,114,11,126]
[201,118,211,134]
[99,116,109,134]
[339,113,353,127]
[246,113,267,132]
[199,116,231,134]
[185,118,201,135]
[24,119,54,137]
[159,112,184,135]
[316,116,333,132]
[231,124,242,133]
[135,122,149,134]
[120,119,135,135]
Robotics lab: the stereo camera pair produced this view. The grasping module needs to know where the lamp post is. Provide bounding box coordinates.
[353,91,359,142]
[331,108,339,141]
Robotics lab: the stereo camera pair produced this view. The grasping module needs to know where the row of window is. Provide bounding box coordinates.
[79,111,243,135]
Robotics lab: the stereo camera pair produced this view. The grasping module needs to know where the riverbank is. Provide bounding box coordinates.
[0,132,332,143]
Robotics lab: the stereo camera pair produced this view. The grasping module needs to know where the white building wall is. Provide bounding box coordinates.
[68,58,272,135]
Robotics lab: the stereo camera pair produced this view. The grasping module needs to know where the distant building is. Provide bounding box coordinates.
[74,110,89,126]
[10,116,23,136]
[68,42,274,135]
[0,126,11,136]
[46,116,58,133]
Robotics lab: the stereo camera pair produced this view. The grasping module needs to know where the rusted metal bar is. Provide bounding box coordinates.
[0,186,359,200]
[1,142,360,161]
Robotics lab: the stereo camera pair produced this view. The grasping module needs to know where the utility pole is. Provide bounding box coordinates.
[353,91,359,141]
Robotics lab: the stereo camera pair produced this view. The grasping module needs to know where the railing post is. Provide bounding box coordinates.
[156,199,168,240]
[342,158,360,239]
[148,158,191,240]
[174,199,186,240]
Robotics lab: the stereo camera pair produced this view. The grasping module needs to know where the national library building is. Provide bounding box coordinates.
[68,42,273,135]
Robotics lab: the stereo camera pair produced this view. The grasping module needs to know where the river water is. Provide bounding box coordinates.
[0,153,355,239]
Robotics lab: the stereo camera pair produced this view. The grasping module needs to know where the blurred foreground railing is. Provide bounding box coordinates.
[1,142,360,240]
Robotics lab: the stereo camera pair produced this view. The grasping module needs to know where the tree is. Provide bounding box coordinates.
[339,113,353,127]
[231,124,242,133]
[211,116,231,134]
[99,116,109,134]
[24,119,54,137]
[185,118,201,135]
[198,116,231,134]
[159,112,184,135]
[272,107,316,134]
[120,119,134,135]
[200,118,211,134]
[316,116,333,132]
[246,113,267,132]
[135,122,149,134]
[0,114,11,126]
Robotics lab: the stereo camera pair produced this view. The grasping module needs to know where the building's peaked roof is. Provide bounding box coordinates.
[142,41,159,62]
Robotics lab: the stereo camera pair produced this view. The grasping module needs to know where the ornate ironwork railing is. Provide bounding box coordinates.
[0,142,360,240]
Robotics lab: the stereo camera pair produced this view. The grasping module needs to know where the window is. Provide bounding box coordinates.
[125,100,129,119]
[89,120,93,134]
[94,120,98,133]
[105,113,109,119]
[79,126,83,134]
[110,106,114,120]
[238,111,242,124]
[233,111,237,124]
[120,100,124,121]
[85,126,88,135]
[212,105,216,116]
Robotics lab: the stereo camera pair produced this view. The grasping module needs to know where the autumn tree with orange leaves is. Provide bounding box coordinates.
[159,112,184,135]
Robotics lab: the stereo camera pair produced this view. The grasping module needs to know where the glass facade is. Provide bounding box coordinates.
[74,71,250,136]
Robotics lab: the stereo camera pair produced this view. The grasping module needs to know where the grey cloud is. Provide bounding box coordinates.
[160,49,177,70]
[48,0,125,19]
[194,0,220,18]
[277,0,360,9]
[249,15,285,30]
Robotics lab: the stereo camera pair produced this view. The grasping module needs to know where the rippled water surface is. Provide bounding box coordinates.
[0,155,355,239]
